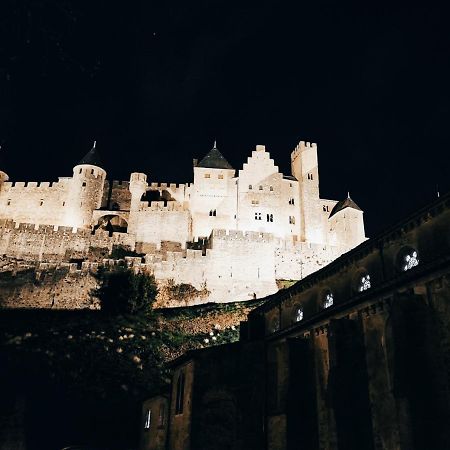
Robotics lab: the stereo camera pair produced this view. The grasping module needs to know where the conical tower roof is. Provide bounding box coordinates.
[77,141,103,167]
[329,193,362,218]
[197,141,233,170]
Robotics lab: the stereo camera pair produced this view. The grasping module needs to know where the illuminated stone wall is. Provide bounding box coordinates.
[0,139,367,305]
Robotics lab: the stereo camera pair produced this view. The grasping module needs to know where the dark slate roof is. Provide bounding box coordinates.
[329,195,362,218]
[77,142,103,167]
[197,142,233,170]
[283,175,298,181]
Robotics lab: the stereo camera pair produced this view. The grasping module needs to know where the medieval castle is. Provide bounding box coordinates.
[0,140,366,305]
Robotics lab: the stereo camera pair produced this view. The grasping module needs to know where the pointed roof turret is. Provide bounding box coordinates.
[197,141,233,170]
[77,141,103,167]
[329,193,362,218]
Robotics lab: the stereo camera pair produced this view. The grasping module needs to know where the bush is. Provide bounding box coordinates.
[94,268,158,315]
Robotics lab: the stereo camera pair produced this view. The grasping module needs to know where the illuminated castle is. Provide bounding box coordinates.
[0,140,366,304]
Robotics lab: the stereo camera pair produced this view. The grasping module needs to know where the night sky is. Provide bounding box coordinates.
[0,1,449,236]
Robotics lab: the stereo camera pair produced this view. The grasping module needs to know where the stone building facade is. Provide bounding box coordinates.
[0,139,365,303]
[141,192,450,449]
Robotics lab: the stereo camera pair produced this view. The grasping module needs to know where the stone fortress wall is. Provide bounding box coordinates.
[0,138,366,309]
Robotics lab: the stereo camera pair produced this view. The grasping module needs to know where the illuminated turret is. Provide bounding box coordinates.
[65,141,106,228]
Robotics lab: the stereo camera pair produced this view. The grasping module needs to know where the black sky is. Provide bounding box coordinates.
[0,0,449,236]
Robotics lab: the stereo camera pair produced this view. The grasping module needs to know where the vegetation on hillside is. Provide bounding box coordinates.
[0,268,262,449]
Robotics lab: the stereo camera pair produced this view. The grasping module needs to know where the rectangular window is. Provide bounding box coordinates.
[39,200,44,206]
[204,174,211,178]
[254,212,262,221]
[249,185,252,190]
[82,182,86,187]
[251,200,259,205]
[158,404,165,427]
[62,202,65,206]
[91,169,94,175]
[289,216,295,224]
[175,372,185,415]
[7,199,11,206]
[270,186,273,191]
[267,214,273,222]
[259,185,263,190]
[144,409,151,429]
[289,198,295,205]
[218,174,224,179]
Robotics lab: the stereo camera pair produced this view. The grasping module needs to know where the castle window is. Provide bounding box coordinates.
[82,182,86,187]
[270,186,273,191]
[251,200,259,205]
[209,209,217,216]
[259,185,263,190]
[218,174,224,179]
[358,274,371,292]
[39,200,44,206]
[255,212,262,220]
[323,205,329,212]
[204,174,210,178]
[323,292,334,309]
[290,183,293,188]
[249,185,252,190]
[7,199,11,206]
[289,216,295,224]
[175,372,185,415]
[266,213,273,222]
[79,168,82,174]
[144,409,151,429]
[293,306,304,323]
[289,198,295,205]
[307,173,314,180]
[62,202,65,206]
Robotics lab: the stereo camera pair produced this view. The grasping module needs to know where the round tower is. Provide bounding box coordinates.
[65,142,106,228]
[128,172,148,234]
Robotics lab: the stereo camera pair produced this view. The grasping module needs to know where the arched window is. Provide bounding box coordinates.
[270,186,274,191]
[293,306,304,323]
[358,274,371,292]
[209,209,217,217]
[323,292,334,309]
[175,372,185,415]
[267,213,273,222]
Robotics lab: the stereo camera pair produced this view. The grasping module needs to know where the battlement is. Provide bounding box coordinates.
[210,228,276,243]
[291,140,318,160]
[149,182,186,190]
[139,201,188,212]
[4,180,62,189]
[111,180,130,188]
[0,220,91,236]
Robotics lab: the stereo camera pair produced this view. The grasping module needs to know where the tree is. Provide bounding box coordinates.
[94,268,158,315]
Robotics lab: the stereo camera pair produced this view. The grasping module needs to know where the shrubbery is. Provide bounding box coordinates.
[94,268,158,315]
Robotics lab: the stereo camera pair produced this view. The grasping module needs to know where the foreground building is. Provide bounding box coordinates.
[141,191,450,449]
[0,139,365,304]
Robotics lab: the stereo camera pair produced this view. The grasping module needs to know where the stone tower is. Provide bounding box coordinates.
[328,193,365,247]
[65,142,106,228]
[128,172,148,234]
[291,141,322,243]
